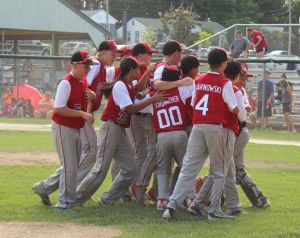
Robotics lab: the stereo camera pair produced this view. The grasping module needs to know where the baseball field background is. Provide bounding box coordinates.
[0,118,299,238]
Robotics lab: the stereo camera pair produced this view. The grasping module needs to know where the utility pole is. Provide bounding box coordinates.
[288,0,292,56]
[106,0,110,38]
[122,10,127,43]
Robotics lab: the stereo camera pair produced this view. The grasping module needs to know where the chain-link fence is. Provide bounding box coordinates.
[189,24,300,59]
[0,54,299,132]
[0,55,70,119]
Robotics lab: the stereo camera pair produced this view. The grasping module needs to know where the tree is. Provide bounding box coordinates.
[160,4,199,45]
[197,31,211,48]
[142,26,156,47]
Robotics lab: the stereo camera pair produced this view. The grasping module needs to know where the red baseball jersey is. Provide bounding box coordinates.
[152,88,187,133]
[101,80,135,128]
[192,73,229,125]
[52,73,87,129]
[185,97,193,126]
[251,30,267,50]
[223,86,240,136]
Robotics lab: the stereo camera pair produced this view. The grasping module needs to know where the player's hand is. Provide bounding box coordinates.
[180,77,194,86]
[152,91,167,102]
[86,89,96,101]
[82,112,95,124]
[245,105,252,112]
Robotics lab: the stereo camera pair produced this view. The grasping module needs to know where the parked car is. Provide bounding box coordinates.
[0,40,50,55]
[266,50,300,70]
[61,42,96,56]
[197,46,218,58]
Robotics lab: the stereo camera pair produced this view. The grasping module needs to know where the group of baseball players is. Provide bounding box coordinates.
[32,39,271,220]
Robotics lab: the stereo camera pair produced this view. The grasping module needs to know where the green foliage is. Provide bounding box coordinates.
[197,31,211,48]
[160,4,199,45]
[141,26,156,47]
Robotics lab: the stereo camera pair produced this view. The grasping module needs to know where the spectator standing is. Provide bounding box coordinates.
[256,69,274,129]
[247,28,268,58]
[230,30,251,58]
[278,74,296,132]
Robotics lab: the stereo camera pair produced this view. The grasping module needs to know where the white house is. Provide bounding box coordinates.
[82,9,118,39]
[117,17,168,45]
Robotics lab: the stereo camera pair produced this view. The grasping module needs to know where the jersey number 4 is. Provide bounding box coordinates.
[195,94,209,115]
[157,106,183,129]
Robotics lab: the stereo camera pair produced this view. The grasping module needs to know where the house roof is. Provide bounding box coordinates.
[82,9,118,24]
[134,17,164,31]
[0,0,110,46]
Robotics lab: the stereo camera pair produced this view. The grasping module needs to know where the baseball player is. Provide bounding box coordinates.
[75,57,165,205]
[121,43,159,206]
[37,50,95,211]
[137,41,193,203]
[151,65,193,210]
[31,41,119,206]
[163,48,239,220]
[233,65,271,208]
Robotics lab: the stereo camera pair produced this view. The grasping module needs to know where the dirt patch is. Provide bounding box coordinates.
[0,151,299,169]
[0,222,120,238]
[0,152,59,166]
[249,138,300,147]
[0,123,52,132]
[245,160,300,169]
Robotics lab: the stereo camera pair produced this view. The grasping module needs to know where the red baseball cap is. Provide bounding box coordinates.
[98,40,122,53]
[132,43,158,56]
[240,63,253,77]
[118,45,134,56]
[71,50,98,65]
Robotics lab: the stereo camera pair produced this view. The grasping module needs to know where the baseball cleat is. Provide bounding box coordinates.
[130,185,146,206]
[208,211,235,220]
[227,209,247,216]
[187,205,207,220]
[162,207,176,220]
[32,183,51,206]
[262,199,271,208]
[183,196,195,210]
[123,193,132,203]
[156,199,168,211]
[146,187,157,204]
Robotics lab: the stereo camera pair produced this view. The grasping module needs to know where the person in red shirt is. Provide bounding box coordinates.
[75,57,165,205]
[35,50,95,212]
[247,28,268,58]
[151,65,194,210]
[163,48,239,220]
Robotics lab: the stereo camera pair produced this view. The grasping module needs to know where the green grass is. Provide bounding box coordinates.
[249,129,300,142]
[245,143,300,164]
[0,165,299,238]
[0,130,54,152]
[0,117,51,125]
[1,130,299,164]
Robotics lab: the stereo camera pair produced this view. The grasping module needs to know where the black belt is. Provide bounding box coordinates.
[135,112,151,117]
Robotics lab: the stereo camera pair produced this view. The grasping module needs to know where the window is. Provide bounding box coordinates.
[135,31,139,43]
[127,32,131,42]
[132,20,134,26]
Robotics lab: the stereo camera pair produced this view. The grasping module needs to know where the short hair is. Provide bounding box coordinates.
[132,43,153,56]
[207,48,228,68]
[236,30,242,35]
[180,55,200,76]
[163,40,182,56]
[161,65,181,82]
[120,57,139,77]
[247,28,253,34]
[224,60,242,80]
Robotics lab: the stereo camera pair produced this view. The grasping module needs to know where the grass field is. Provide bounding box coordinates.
[0,166,299,238]
[0,128,299,237]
